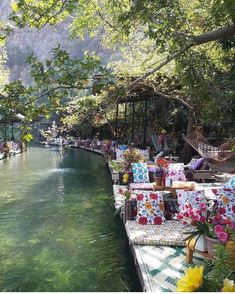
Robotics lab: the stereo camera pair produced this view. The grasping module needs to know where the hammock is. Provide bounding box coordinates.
[184,129,235,163]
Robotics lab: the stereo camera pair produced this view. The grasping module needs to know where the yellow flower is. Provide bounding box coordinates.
[176,266,203,292]
[222,279,235,292]
[123,173,129,183]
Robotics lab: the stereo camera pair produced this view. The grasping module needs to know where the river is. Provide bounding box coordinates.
[0,147,140,291]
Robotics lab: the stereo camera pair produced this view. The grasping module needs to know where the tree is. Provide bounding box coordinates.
[4,0,235,160]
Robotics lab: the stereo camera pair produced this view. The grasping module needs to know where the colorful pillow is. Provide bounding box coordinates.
[176,190,206,212]
[191,158,206,170]
[124,199,137,222]
[216,187,235,222]
[131,162,150,183]
[164,199,179,220]
[116,149,125,161]
[223,175,235,189]
[135,191,165,225]
[168,163,186,181]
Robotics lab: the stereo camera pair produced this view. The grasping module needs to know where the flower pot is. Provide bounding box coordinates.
[155,176,162,186]
[195,235,208,252]
[206,236,220,257]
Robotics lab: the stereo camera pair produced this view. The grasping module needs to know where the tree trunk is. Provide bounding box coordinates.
[180,110,195,164]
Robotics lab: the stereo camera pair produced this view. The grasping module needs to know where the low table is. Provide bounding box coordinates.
[186,238,213,263]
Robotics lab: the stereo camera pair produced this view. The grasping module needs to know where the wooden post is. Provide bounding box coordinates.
[115,103,119,141]
[124,102,127,144]
[143,99,148,148]
[131,102,135,143]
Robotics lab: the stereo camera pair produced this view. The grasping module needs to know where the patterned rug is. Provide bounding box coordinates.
[135,245,204,292]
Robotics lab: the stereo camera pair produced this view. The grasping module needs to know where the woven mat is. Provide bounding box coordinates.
[135,245,203,292]
[126,220,188,246]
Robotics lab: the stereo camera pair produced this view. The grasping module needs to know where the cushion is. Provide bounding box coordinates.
[135,191,165,225]
[131,162,150,183]
[216,187,235,222]
[176,190,206,212]
[168,163,186,181]
[125,220,187,246]
[164,199,179,220]
[191,158,206,170]
[116,149,125,161]
[124,199,137,223]
[129,182,154,191]
[223,175,235,189]
[124,194,179,221]
[172,181,195,190]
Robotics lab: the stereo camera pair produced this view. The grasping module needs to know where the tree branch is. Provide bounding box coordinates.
[129,24,235,90]
[128,45,191,90]
[148,83,194,111]
[23,84,92,107]
[191,24,235,45]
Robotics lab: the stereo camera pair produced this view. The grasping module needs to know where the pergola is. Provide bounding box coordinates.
[0,113,25,141]
[115,84,161,148]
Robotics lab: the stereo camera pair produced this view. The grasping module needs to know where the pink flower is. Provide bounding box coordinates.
[214,225,224,235]
[217,231,228,242]
[219,207,226,215]
[199,202,206,209]
[176,214,183,220]
[192,214,200,221]
[200,216,206,222]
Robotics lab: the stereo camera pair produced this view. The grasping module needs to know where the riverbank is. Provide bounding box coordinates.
[70,145,205,292]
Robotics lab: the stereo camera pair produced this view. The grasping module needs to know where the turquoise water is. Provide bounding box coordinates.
[0,147,140,291]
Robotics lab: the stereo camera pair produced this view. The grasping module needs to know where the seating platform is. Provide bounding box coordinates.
[131,244,204,292]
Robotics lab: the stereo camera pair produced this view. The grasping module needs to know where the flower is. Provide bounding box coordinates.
[122,173,129,184]
[176,266,203,292]
[145,201,152,210]
[217,231,229,242]
[123,148,144,169]
[222,279,235,292]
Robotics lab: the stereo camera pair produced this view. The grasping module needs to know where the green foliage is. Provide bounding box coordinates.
[201,244,235,291]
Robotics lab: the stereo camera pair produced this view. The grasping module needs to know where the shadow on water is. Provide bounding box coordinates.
[0,147,141,292]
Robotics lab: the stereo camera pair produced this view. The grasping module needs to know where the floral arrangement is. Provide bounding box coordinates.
[122,148,143,170]
[176,244,235,292]
[209,215,235,242]
[175,202,210,242]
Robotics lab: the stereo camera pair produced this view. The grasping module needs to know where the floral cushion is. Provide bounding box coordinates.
[116,149,125,161]
[131,162,150,183]
[168,163,186,181]
[216,187,235,222]
[176,190,207,212]
[135,191,165,225]
[164,199,179,220]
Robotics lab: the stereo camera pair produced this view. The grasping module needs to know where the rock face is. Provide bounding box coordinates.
[0,0,113,84]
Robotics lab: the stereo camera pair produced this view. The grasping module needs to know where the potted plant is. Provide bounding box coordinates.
[176,202,210,252]
[122,147,143,170]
